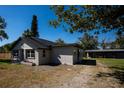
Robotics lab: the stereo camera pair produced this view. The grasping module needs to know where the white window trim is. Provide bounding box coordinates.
[26,50,35,59]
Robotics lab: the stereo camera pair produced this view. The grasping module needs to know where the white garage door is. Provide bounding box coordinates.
[58,55,73,65]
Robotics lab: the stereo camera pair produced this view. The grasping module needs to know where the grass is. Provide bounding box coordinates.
[0,58,123,87]
[0,59,11,64]
[93,58,124,84]
[0,60,83,88]
[83,57,124,70]
[94,58,124,71]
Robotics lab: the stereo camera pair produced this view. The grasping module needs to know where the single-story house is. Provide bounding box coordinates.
[85,49,124,59]
[12,37,83,65]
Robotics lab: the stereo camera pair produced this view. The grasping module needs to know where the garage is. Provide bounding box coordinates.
[51,45,83,65]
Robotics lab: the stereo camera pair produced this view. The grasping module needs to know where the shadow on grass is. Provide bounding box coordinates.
[96,70,124,84]
[110,66,124,71]
[76,59,96,66]
[0,59,11,64]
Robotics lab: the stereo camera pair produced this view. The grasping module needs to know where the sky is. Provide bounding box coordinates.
[0,5,116,46]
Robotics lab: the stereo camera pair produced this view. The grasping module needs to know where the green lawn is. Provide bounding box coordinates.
[95,58,124,71]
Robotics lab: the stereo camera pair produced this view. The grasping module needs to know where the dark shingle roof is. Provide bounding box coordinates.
[31,38,82,48]
[31,37,55,47]
[12,37,81,49]
[53,43,81,48]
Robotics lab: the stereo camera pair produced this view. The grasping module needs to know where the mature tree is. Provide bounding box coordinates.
[22,29,33,37]
[101,39,107,49]
[0,16,8,41]
[110,42,117,49]
[116,32,124,49]
[31,15,39,37]
[0,37,21,52]
[3,44,11,52]
[93,6,124,33]
[22,15,39,38]
[0,43,12,52]
[55,38,65,45]
[110,31,124,49]
[78,32,98,50]
[1,42,11,52]
[10,37,21,50]
[50,6,124,34]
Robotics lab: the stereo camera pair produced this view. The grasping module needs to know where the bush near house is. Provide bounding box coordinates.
[0,59,11,64]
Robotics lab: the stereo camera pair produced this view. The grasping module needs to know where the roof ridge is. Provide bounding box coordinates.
[30,37,55,46]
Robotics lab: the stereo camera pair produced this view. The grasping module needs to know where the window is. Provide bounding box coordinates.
[42,49,46,57]
[13,50,19,58]
[26,50,35,58]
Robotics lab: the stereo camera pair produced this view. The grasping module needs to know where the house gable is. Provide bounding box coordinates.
[20,43,33,49]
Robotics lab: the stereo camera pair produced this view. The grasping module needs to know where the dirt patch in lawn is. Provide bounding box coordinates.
[0,62,123,88]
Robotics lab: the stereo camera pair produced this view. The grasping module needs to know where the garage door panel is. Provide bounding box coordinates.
[58,55,73,65]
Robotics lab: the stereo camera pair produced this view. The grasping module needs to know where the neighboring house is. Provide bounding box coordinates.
[85,49,124,58]
[12,37,83,65]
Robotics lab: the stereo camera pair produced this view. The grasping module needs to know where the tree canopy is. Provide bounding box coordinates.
[0,16,8,41]
[22,15,39,38]
[55,38,65,45]
[100,39,109,49]
[0,37,21,52]
[110,31,124,49]
[78,32,98,50]
[50,6,124,34]
[22,29,33,37]
[31,15,39,37]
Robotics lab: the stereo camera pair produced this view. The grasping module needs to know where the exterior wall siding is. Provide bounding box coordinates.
[38,49,51,65]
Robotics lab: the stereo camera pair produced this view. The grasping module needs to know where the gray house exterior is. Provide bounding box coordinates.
[12,37,83,65]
